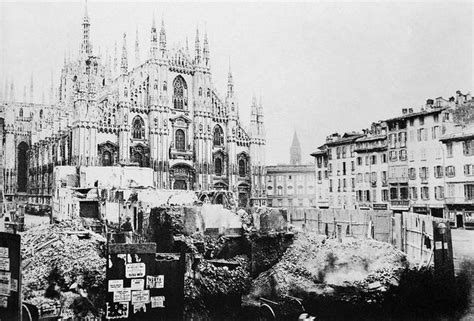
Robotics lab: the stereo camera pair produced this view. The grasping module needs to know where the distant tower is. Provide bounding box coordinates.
[290,131,301,165]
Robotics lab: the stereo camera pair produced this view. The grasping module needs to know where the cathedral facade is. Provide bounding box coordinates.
[1,5,266,208]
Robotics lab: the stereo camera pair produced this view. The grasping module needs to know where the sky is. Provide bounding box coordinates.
[0,1,472,165]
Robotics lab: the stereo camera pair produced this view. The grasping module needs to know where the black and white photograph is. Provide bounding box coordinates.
[0,0,473,320]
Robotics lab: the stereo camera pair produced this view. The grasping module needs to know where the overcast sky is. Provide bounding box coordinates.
[1,1,472,165]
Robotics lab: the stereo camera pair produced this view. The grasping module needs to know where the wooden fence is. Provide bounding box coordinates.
[288,208,452,267]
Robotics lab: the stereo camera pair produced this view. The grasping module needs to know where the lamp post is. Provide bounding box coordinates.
[437,222,447,265]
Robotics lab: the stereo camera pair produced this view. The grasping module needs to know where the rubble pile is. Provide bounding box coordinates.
[247,233,408,305]
[21,220,107,315]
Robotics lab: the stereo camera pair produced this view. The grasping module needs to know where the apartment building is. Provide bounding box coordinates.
[323,133,363,209]
[311,147,329,208]
[440,124,474,229]
[353,122,389,210]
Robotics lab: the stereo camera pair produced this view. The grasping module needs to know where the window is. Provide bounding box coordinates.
[198,87,203,96]
[351,161,355,172]
[239,159,247,177]
[317,171,322,181]
[446,165,456,178]
[463,140,474,156]
[400,187,409,200]
[336,147,341,159]
[446,143,453,158]
[410,187,418,200]
[342,162,346,175]
[214,157,222,176]
[317,157,323,168]
[409,119,414,126]
[324,170,328,179]
[443,112,450,122]
[351,178,355,189]
[371,172,377,185]
[421,186,429,200]
[382,189,389,201]
[399,149,407,161]
[357,157,362,166]
[364,172,370,183]
[371,155,377,165]
[329,179,333,192]
[409,168,416,180]
[390,188,398,200]
[381,171,387,185]
[175,129,186,151]
[350,145,355,157]
[342,146,347,158]
[419,116,424,126]
[102,151,112,166]
[173,76,187,109]
[163,81,167,92]
[213,125,224,146]
[419,167,428,180]
[389,151,397,162]
[399,132,406,147]
[435,186,444,200]
[19,108,23,118]
[432,126,439,140]
[465,184,474,200]
[381,153,387,163]
[434,114,439,123]
[434,165,443,178]
[417,128,425,142]
[357,173,363,183]
[132,116,145,139]
[464,164,474,176]
[328,163,332,176]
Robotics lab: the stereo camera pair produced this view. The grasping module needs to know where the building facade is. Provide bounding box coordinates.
[1,5,266,208]
[266,131,316,208]
[310,90,474,228]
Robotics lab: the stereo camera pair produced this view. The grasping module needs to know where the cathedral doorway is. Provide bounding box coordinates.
[173,180,187,190]
[17,142,29,193]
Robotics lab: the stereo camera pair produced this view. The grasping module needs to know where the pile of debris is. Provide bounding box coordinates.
[247,233,408,305]
[21,219,106,317]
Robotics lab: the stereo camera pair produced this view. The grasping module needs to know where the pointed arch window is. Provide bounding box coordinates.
[173,76,187,110]
[198,87,203,96]
[239,159,247,177]
[102,151,112,166]
[213,125,224,147]
[215,157,223,176]
[175,129,186,151]
[132,116,145,139]
[19,108,23,118]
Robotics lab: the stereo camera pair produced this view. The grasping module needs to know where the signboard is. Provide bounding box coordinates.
[106,242,185,320]
[373,203,388,211]
[0,232,21,320]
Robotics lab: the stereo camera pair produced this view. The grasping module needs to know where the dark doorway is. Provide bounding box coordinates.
[174,180,186,190]
[456,214,464,228]
[215,194,223,205]
[17,142,29,192]
[431,208,444,218]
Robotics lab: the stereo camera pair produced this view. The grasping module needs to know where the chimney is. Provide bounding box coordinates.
[408,108,414,113]
[402,108,408,115]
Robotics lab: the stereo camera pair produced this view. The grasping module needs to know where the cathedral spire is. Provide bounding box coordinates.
[290,131,302,165]
[150,12,158,60]
[30,73,34,103]
[49,70,54,104]
[227,57,233,97]
[135,26,140,66]
[203,26,210,66]
[23,85,27,103]
[10,80,15,102]
[121,33,128,74]
[81,0,92,56]
[195,25,201,64]
[113,41,118,74]
[159,15,166,57]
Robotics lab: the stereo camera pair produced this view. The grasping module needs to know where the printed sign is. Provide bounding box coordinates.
[113,289,131,303]
[125,263,146,278]
[146,275,164,289]
[0,272,10,296]
[0,258,10,271]
[106,302,129,319]
[151,296,165,308]
[0,296,7,308]
[133,303,147,313]
[0,248,8,258]
[131,290,150,304]
[131,279,144,290]
[108,280,123,292]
